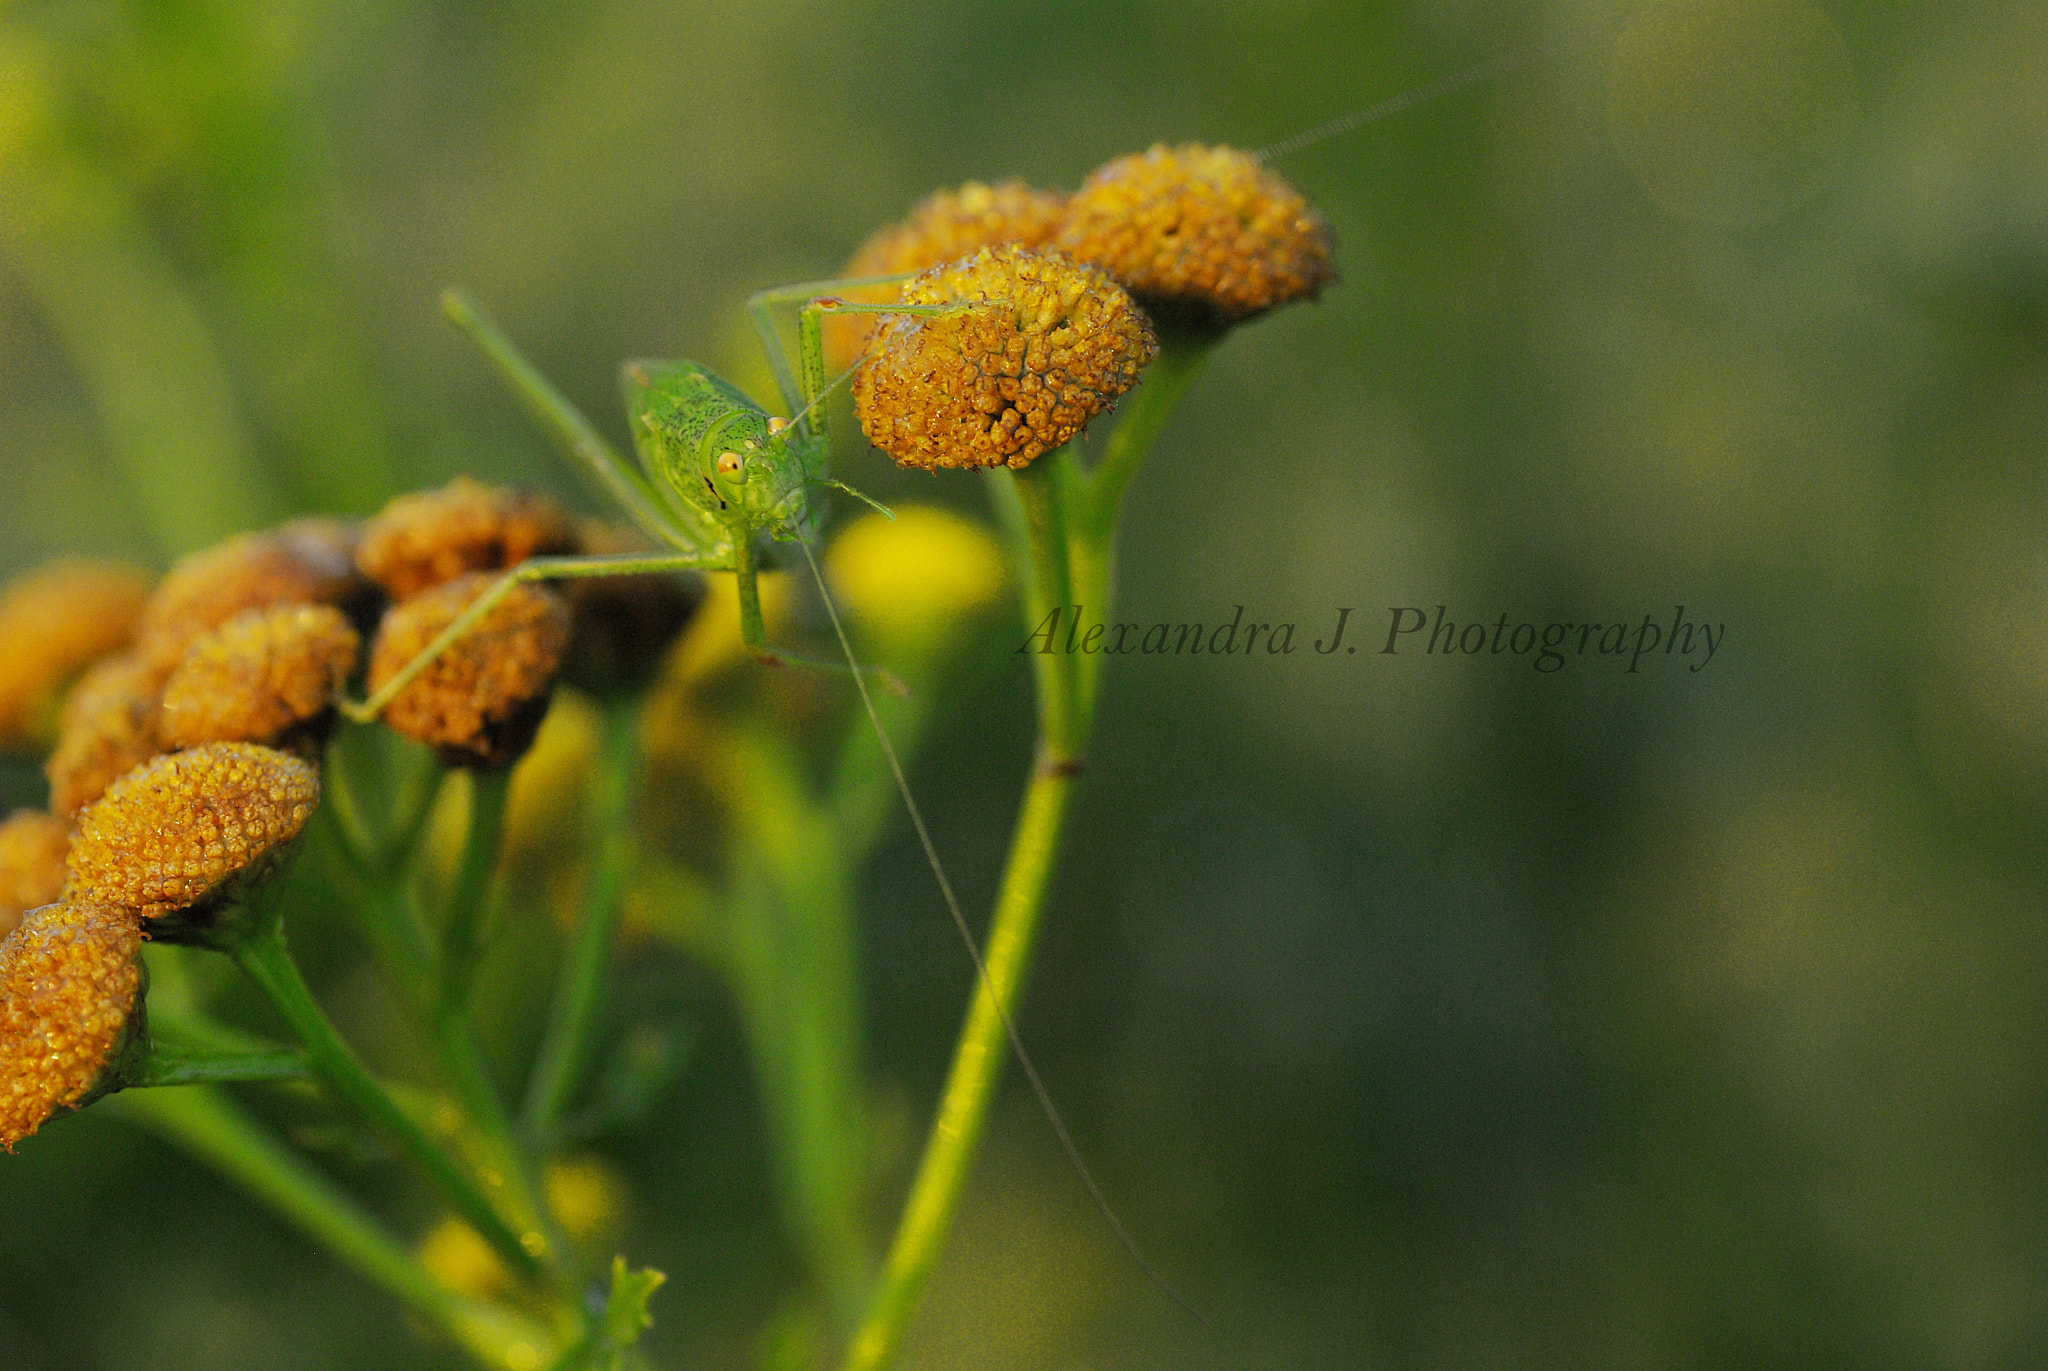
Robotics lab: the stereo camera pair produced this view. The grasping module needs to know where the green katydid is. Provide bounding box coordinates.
[341,279,954,725]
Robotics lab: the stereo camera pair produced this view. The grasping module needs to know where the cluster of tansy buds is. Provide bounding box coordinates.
[839,144,1337,470]
[0,478,696,1147]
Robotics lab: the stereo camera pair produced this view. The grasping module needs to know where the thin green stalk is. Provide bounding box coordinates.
[135,1041,308,1087]
[429,767,577,1285]
[378,743,450,873]
[841,458,1085,1371]
[523,694,644,1142]
[313,805,436,1008]
[1069,336,1215,726]
[107,1087,554,1370]
[840,765,1074,1371]
[441,769,512,1008]
[232,918,549,1287]
[326,754,570,1286]
[1079,333,1215,541]
[841,338,1203,1370]
[317,734,380,875]
[721,726,872,1331]
[1007,459,1081,758]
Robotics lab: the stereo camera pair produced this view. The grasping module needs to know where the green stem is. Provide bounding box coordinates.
[324,762,570,1287]
[232,918,549,1287]
[432,767,577,1285]
[107,1087,555,1370]
[523,695,643,1144]
[378,744,449,873]
[840,335,1209,1371]
[840,765,1075,1371]
[134,1041,308,1087]
[1007,460,1081,758]
[722,726,873,1331]
[1079,333,1214,541]
[1070,336,1214,726]
[442,769,512,1009]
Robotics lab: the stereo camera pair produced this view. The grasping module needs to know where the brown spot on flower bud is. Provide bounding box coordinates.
[44,653,167,818]
[1055,143,1337,329]
[135,531,363,674]
[0,811,70,941]
[64,743,320,923]
[831,181,1072,369]
[356,478,581,602]
[853,245,1157,471]
[0,559,152,751]
[369,573,570,768]
[158,604,361,751]
[0,900,146,1150]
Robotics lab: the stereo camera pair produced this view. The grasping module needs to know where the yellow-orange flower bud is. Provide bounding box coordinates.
[356,477,580,602]
[43,653,166,818]
[158,603,361,750]
[0,810,69,941]
[849,180,1070,279]
[0,900,146,1150]
[0,559,152,750]
[852,246,1157,471]
[831,181,1071,369]
[1055,143,1337,328]
[368,573,570,768]
[64,743,320,924]
[135,531,361,674]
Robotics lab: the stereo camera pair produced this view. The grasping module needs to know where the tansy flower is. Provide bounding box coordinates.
[157,603,361,751]
[367,573,571,768]
[63,743,320,927]
[852,245,1157,471]
[0,899,146,1149]
[0,559,152,751]
[831,180,1071,369]
[43,653,166,818]
[0,810,69,940]
[135,530,362,674]
[356,477,580,602]
[849,180,1070,278]
[825,506,1005,653]
[1055,143,1337,330]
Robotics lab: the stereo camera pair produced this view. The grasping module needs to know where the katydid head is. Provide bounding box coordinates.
[703,411,822,544]
[623,359,824,546]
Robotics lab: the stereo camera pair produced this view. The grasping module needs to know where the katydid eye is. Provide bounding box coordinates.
[716,451,743,477]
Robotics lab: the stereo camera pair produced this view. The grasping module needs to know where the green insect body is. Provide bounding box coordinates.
[620,356,827,648]
[623,359,820,551]
[342,282,934,723]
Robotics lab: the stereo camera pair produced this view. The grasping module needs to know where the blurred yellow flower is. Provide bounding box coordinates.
[825,506,1006,647]
[0,558,151,751]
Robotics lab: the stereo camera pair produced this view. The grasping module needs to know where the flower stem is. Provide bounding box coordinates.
[429,767,578,1285]
[108,1087,555,1370]
[522,694,643,1144]
[232,917,550,1287]
[1006,459,1082,758]
[839,763,1074,1371]
[441,769,512,1008]
[841,336,1207,1370]
[133,1041,308,1086]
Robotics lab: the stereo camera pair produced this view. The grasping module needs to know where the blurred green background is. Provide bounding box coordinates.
[5,0,2047,1366]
